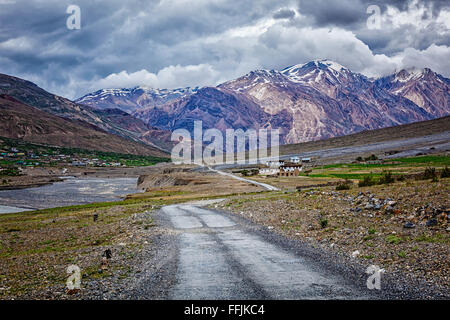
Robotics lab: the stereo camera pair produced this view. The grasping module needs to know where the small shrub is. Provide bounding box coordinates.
[356,156,363,162]
[336,179,352,190]
[423,167,437,180]
[441,166,450,178]
[397,251,406,258]
[320,219,328,229]
[368,227,377,235]
[396,175,406,182]
[0,167,20,177]
[364,154,378,161]
[358,175,376,187]
[378,171,395,184]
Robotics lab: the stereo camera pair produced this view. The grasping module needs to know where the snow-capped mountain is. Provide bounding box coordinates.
[76,86,199,113]
[376,68,450,118]
[282,59,354,83]
[77,60,450,144]
[280,59,371,98]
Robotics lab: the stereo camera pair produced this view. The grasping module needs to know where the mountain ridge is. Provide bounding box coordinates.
[76,60,449,144]
[0,73,173,152]
[0,94,168,157]
[3,60,449,148]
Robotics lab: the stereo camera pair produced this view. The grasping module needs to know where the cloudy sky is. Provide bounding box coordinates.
[0,0,449,99]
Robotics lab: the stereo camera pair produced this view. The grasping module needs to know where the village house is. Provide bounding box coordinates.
[278,163,303,176]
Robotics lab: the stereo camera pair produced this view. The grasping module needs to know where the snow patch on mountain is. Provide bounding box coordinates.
[76,85,199,109]
[394,68,426,82]
[281,59,351,84]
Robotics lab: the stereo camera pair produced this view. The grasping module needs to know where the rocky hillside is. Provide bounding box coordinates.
[0,94,167,157]
[0,73,172,152]
[375,68,450,118]
[78,60,449,144]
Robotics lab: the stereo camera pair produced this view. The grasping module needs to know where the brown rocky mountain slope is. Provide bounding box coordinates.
[0,95,168,157]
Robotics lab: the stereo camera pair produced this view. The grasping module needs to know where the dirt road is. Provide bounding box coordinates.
[128,200,377,300]
[206,166,279,191]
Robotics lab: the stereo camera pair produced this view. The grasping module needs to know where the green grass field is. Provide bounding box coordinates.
[394,155,450,166]
[301,155,449,181]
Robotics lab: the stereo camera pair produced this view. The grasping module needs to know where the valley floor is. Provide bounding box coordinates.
[0,158,449,299]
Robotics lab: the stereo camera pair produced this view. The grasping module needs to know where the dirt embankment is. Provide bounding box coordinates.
[137,167,197,190]
[134,165,264,199]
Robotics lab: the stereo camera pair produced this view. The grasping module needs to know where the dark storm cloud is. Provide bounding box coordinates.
[297,0,368,27]
[0,0,448,99]
[357,22,450,54]
[273,9,296,19]
[296,0,449,54]
[297,0,449,28]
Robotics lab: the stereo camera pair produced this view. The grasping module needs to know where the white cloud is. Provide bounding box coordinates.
[90,21,450,93]
[385,0,435,29]
[93,63,221,90]
[0,36,34,51]
[394,44,450,77]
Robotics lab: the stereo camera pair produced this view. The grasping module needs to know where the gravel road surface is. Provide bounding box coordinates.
[124,200,380,300]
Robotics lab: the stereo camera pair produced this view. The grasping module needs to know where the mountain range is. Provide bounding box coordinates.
[0,60,448,155]
[0,74,168,157]
[77,59,450,144]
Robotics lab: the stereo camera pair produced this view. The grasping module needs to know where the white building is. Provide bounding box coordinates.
[265,160,285,168]
[290,156,300,164]
[259,168,279,176]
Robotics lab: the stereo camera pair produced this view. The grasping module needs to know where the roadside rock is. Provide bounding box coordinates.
[403,222,416,229]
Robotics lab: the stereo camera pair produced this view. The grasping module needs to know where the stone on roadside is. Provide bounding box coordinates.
[351,250,360,258]
[403,222,416,229]
[385,206,394,214]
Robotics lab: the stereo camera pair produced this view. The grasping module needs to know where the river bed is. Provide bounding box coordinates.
[0,177,140,213]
